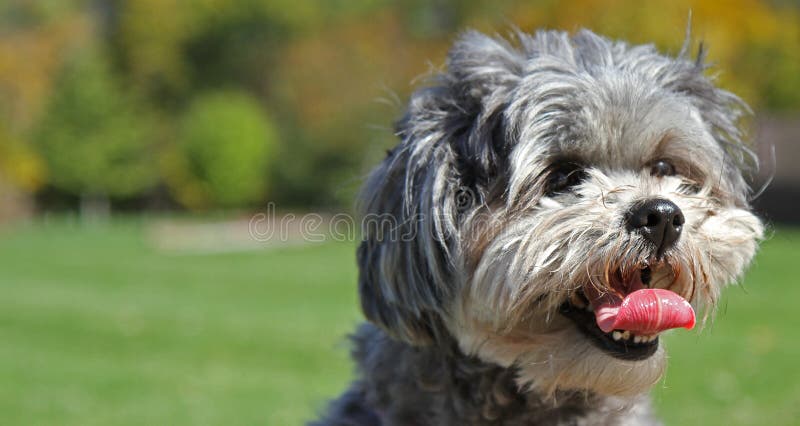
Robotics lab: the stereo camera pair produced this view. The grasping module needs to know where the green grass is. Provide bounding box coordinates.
[0,218,796,425]
[0,218,360,425]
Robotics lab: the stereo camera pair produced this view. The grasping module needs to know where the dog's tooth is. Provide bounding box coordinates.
[633,335,642,344]
[621,331,631,340]
[612,331,622,341]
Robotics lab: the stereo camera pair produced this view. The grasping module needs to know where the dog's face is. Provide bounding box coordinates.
[357,30,763,397]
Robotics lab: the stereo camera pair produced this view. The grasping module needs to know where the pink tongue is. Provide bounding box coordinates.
[594,288,696,334]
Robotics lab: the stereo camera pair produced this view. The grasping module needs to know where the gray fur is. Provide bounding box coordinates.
[313,29,762,425]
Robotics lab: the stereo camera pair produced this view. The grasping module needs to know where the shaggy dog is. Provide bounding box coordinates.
[313,29,763,425]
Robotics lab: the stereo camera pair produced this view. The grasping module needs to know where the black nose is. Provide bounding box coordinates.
[626,198,685,256]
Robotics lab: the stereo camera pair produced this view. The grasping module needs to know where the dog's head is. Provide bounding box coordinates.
[357,29,763,397]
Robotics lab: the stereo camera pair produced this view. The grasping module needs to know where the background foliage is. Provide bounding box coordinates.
[165,90,277,209]
[34,46,157,203]
[0,0,797,213]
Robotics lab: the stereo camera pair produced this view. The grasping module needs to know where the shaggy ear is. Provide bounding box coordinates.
[446,30,524,101]
[356,152,452,346]
[356,31,524,345]
[423,31,523,193]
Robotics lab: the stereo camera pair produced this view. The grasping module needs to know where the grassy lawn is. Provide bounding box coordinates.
[0,218,796,425]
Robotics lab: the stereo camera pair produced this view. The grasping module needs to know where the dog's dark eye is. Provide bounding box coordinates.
[454,188,474,211]
[677,182,701,194]
[649,160,676,177]
[546,162,587,195]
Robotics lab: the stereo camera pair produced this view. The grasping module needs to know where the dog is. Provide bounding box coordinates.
[312,28,763,425]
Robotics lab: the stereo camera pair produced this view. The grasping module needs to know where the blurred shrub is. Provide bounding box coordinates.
[163,90,277,209]
[33,47,157,204]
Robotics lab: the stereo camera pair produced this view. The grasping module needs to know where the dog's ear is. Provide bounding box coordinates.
[356,153,452,346]
[446,31,523,174]
[356,32,524,345]
[446,30,524,104]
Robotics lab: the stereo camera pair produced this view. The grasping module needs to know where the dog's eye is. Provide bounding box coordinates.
[649,160,676,177]
[546,162,587,195]
[677,182,701,194]
[454,188,474,211]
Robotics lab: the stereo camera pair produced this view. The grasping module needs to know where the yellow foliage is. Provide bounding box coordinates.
[279,11,451,143]
[0,10,90,192]
[0,13,90,132]
[0,127,45,191]
[116,0,196,95]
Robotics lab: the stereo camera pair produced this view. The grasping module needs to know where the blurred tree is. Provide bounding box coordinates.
[0,124,42,220]
[0,1,90,219]
[272,10,452,207]
[163,90,277,209]
[182,1,288,98]
[1,0,797,213]
[0,124,44,192]
[107,0,196,110]
[33,47,158,218]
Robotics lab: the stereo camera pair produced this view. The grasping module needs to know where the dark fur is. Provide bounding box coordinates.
[311,28,761,426]
[311,324,658,425]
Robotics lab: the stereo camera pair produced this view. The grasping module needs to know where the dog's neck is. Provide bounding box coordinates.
[322,323,659,426]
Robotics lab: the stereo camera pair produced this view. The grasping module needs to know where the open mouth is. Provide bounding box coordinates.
[559,288,659,361]
[558,266,694,361]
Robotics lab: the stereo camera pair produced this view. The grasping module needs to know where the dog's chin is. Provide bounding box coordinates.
[514,326,668,398]
[451,317,668,398]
